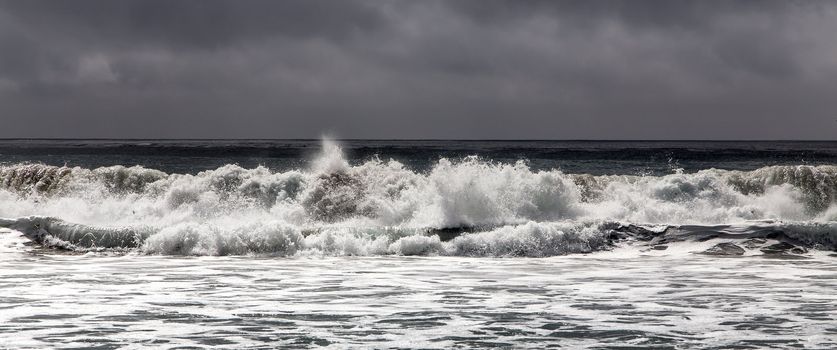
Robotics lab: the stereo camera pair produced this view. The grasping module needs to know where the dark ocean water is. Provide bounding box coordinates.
[2,139,837,175]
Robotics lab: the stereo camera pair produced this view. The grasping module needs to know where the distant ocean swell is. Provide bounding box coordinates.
[1,141,836,256]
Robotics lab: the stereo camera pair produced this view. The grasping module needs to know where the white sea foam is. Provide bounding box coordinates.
[1,141,836,256]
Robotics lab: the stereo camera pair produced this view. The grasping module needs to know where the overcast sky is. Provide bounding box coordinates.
[1,0,836,139]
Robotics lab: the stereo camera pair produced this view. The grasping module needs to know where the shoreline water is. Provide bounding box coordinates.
[1,231,835,349]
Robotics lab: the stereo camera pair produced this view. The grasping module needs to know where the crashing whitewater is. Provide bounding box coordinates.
[0,141,836,256]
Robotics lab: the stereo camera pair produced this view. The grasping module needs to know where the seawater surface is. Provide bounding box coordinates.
[1,140,836,348]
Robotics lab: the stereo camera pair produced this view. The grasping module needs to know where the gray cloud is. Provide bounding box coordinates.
[0,0,836,139]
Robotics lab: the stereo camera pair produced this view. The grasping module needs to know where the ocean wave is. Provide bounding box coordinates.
[1,216,835,257]
[1,141,836,256]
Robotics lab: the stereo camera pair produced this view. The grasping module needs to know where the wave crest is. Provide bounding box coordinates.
[1,142,836,256]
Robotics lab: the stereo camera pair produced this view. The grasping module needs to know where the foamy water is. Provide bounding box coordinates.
[1,140,836,348]
[1,233,835,349]
[1,140,836,256]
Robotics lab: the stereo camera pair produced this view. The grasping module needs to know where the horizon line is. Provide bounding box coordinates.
[0,138,836,142]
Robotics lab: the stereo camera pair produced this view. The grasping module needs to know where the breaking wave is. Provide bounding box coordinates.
[1,140,836,256]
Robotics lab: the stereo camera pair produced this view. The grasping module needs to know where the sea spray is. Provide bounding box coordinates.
[1,141,836,255]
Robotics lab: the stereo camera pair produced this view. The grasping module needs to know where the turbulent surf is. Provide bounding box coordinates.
[1,140,835,256]
[2,140,837,349]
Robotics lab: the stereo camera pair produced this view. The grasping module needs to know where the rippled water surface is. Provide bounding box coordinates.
[1,235,835,349]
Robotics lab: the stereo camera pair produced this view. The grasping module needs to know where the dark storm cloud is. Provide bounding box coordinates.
[0,0,836,139]
[2,0,386,48]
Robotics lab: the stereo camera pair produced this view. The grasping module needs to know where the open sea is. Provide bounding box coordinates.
[1,139,836,349]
